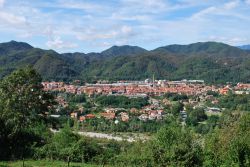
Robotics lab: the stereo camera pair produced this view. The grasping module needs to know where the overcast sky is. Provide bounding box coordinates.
[0,0,250,53]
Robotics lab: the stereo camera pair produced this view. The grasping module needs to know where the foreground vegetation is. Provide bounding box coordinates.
[0,160,98,167]
[0,67,250,166]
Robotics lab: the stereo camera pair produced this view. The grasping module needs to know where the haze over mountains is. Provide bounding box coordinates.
[0,40,250,83]
[238,45,250,50]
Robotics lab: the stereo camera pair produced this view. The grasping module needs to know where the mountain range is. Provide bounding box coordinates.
[0,40,250,83]
[238,45,250,50]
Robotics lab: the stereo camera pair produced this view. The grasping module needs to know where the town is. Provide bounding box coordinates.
[41,79,250,131]
[42,79,250,96]
[1,0,250,165]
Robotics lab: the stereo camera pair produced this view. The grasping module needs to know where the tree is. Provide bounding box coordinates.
[171,102,184,116]
[151,123,203,166]
[36,125,102,163]
[186,107,207,126]
[204,112,250,166]
[115,141,153,166]
[0,66,55,160]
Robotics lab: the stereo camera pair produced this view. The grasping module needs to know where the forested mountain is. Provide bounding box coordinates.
[101,45,147,57]
[0,40,33,55]
[0,45,78,80]
[154,42,248,57]
[0,40,250,83]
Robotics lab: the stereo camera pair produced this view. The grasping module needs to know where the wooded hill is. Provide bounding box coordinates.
[0,40,250,83]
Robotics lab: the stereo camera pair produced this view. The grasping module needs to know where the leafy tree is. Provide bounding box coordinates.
[195,115,220,134]
[204,112,250,166]
[115,141,153,166]
[164,92,188,101]
[36,125,102,163]
[171,102,184,116]
[0,66,55,160]
[219,94,250,111]
[151,123,203,166]
[95,95,148,109]
[186,107,207,126]
[62,93,86,103]
[207,90,219,97]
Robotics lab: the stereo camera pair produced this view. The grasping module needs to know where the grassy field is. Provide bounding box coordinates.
[0,160,99,167]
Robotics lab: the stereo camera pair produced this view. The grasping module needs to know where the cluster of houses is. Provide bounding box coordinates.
[42,79,221,97]
[68,101,165,123]
[44,80,250,124]
[219,83,250,95]
[42,80,250,97]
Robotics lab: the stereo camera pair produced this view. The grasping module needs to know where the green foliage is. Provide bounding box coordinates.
[115,142,153,166]
[204,112,250,166]
[36,126,127,165]
[36,125,101,163]
[164,92,188,101]
[171,102,184,116]
[0,160,98,167]
[101,45,147,57]
[0,67,55,160]
[95,95,149,109]
[1,41,250,83]
[155,42,245,55]
[1,63,250,166]
[207,90,219,97]
[60,93,86,103]
[186,107,208,126]
[151,123,203,166]
[219,94,250,111]
[194,115,220,134]
[0,66,54,128]
[82,117,166,133]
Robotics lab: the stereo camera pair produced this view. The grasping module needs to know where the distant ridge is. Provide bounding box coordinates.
[153,42,246,57]
[238,45,250,50]
[101,45,147,58]
[0,40,33,55]
[0,40,249,83]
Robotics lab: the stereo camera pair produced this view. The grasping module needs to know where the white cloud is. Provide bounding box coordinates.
[191,6,216,19]
[46,36,78,49]
[0,11,27,26]
[120,0,168,14]
[224,0,239,10]
[190,1,243,21]
[57,0,103,12]
[0,0,4,8]
[76,29,118,41]
[43,26,55,39]
[207,35,247,45]
[245,0,250,5]
[111,13,151,21]
[76,25,135,42]
[121,25,132,34]
[114,39,129,46]
[96,42,112,48]
[17,32,33,38]
[0,0,250,52]
[121,0,167,9]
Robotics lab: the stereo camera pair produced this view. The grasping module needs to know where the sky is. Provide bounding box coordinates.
[0,0,250,53]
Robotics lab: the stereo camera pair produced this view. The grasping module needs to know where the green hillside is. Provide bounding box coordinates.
[154,42,248,57]
[101,45,147,57]
[0,41,249,83]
